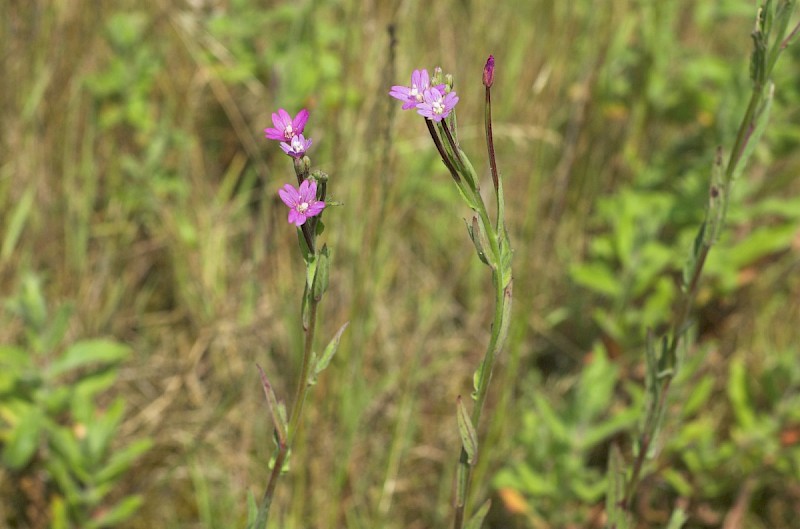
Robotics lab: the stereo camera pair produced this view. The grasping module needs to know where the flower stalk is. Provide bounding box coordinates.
[391,56,513,529]
[611,2,799,523]
[249,109,346,529]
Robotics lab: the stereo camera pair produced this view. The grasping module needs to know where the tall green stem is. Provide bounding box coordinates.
[253,294,319,529]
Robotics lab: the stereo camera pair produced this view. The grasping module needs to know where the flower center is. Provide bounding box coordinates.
[432,98,445,115]
[297,202,309,213]
[284,125,294,139]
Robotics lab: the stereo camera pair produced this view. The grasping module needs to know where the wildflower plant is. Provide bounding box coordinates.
[391,57,513,529]
[606,2,800,527]
[247,108,347,529]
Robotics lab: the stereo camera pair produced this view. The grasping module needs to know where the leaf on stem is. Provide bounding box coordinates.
[665,504,689,529]
[605,443,631,529]
[309,321,349,385]
[456,396,478,465]
[466,215,491,266]
[730,83,774,183]
[256,364,288,446]
[312,244,331,301]
[703,147,725,247]
[465,499,491,529]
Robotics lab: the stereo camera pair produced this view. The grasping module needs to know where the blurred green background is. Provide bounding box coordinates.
[2,0,800,528]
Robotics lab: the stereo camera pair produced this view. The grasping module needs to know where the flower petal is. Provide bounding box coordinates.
[293,109,309,133]
[278,184,299,206]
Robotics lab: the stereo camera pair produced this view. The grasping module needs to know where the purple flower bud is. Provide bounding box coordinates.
[483,55,495,88]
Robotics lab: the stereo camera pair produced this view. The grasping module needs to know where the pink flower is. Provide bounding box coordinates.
[389,69,445,110]
[278,180,325,226]
[416,87,459,122]
[280,134,312,158]
[265,109,309,142]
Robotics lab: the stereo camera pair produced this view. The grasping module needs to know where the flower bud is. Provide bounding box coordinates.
[483,55,495,88]
[311,170,329,183]
[444,74,455,93]
[431,66,444,87]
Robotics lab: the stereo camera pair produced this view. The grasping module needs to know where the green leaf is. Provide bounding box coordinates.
[570,262,620,297]
[50,495,69,529]
[47,339,130,379]
[1,403,43,469]
[86,494,144,528]
[605,443,630,529]
[44,456,81,505]
[256,364,287,445]
[95,438,153,483]
[0,185,35,263]
[311,321,349,383]
[665,505,689,529]
[728,358,755,429]
[72,369,120,407]
[466,216,490,266]
[533,394,570,443]
[456,396,478,465]
[311,244,331,301]
[465,499,491,529]
[86,398,126,464]
[0,346,33,394]
[730,82,773,183]
[46,422,90,484]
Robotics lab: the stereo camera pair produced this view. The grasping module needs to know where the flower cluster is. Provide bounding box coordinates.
[265,108,325,226]
[389,68,459,121]
[265,108,312,157]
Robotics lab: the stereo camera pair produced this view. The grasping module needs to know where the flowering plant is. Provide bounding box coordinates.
[248,108,346,529]
[390,57,512,529]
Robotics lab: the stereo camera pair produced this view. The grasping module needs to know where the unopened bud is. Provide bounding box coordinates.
[444,74,455,93]
[483,55,495,87]
[432,66,444,87]
[311,170,329,183]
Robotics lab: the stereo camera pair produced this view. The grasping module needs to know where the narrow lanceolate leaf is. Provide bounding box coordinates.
[311,321,349,383]
[466,216,489,265]
[312,244,331,301]
[257,364,287,445]
[703,147,725,247]
[605,443,631,529]
[465,499,492,529]
[730,82,774,183]
[496,173,506,237]
[456,396,478,465]
[665,505,688,529]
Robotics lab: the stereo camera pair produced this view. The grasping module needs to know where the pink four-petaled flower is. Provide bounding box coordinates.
[265,108,310,142]
[389,69,445,110]
[278,179,325,226]
[416,87,459,122]
[280,134,313,158]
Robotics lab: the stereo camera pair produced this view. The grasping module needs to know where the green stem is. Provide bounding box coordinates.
[452,198,511,528]
[253,293,320,529]
[622,6,795,509]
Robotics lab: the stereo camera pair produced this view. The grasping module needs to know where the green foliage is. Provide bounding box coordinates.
[0,274,151,528]
[570,188,683,345]
[662,350,800,525]
[494,347,640,526]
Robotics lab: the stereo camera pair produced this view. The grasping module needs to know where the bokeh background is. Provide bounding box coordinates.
[2,0,800,528]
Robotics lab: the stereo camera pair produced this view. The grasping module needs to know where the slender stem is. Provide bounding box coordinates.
[253,294,320,528]
[425,119,461,184]
[453,265,510,529]
[484,86,499,193]
[622,13,792,508]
